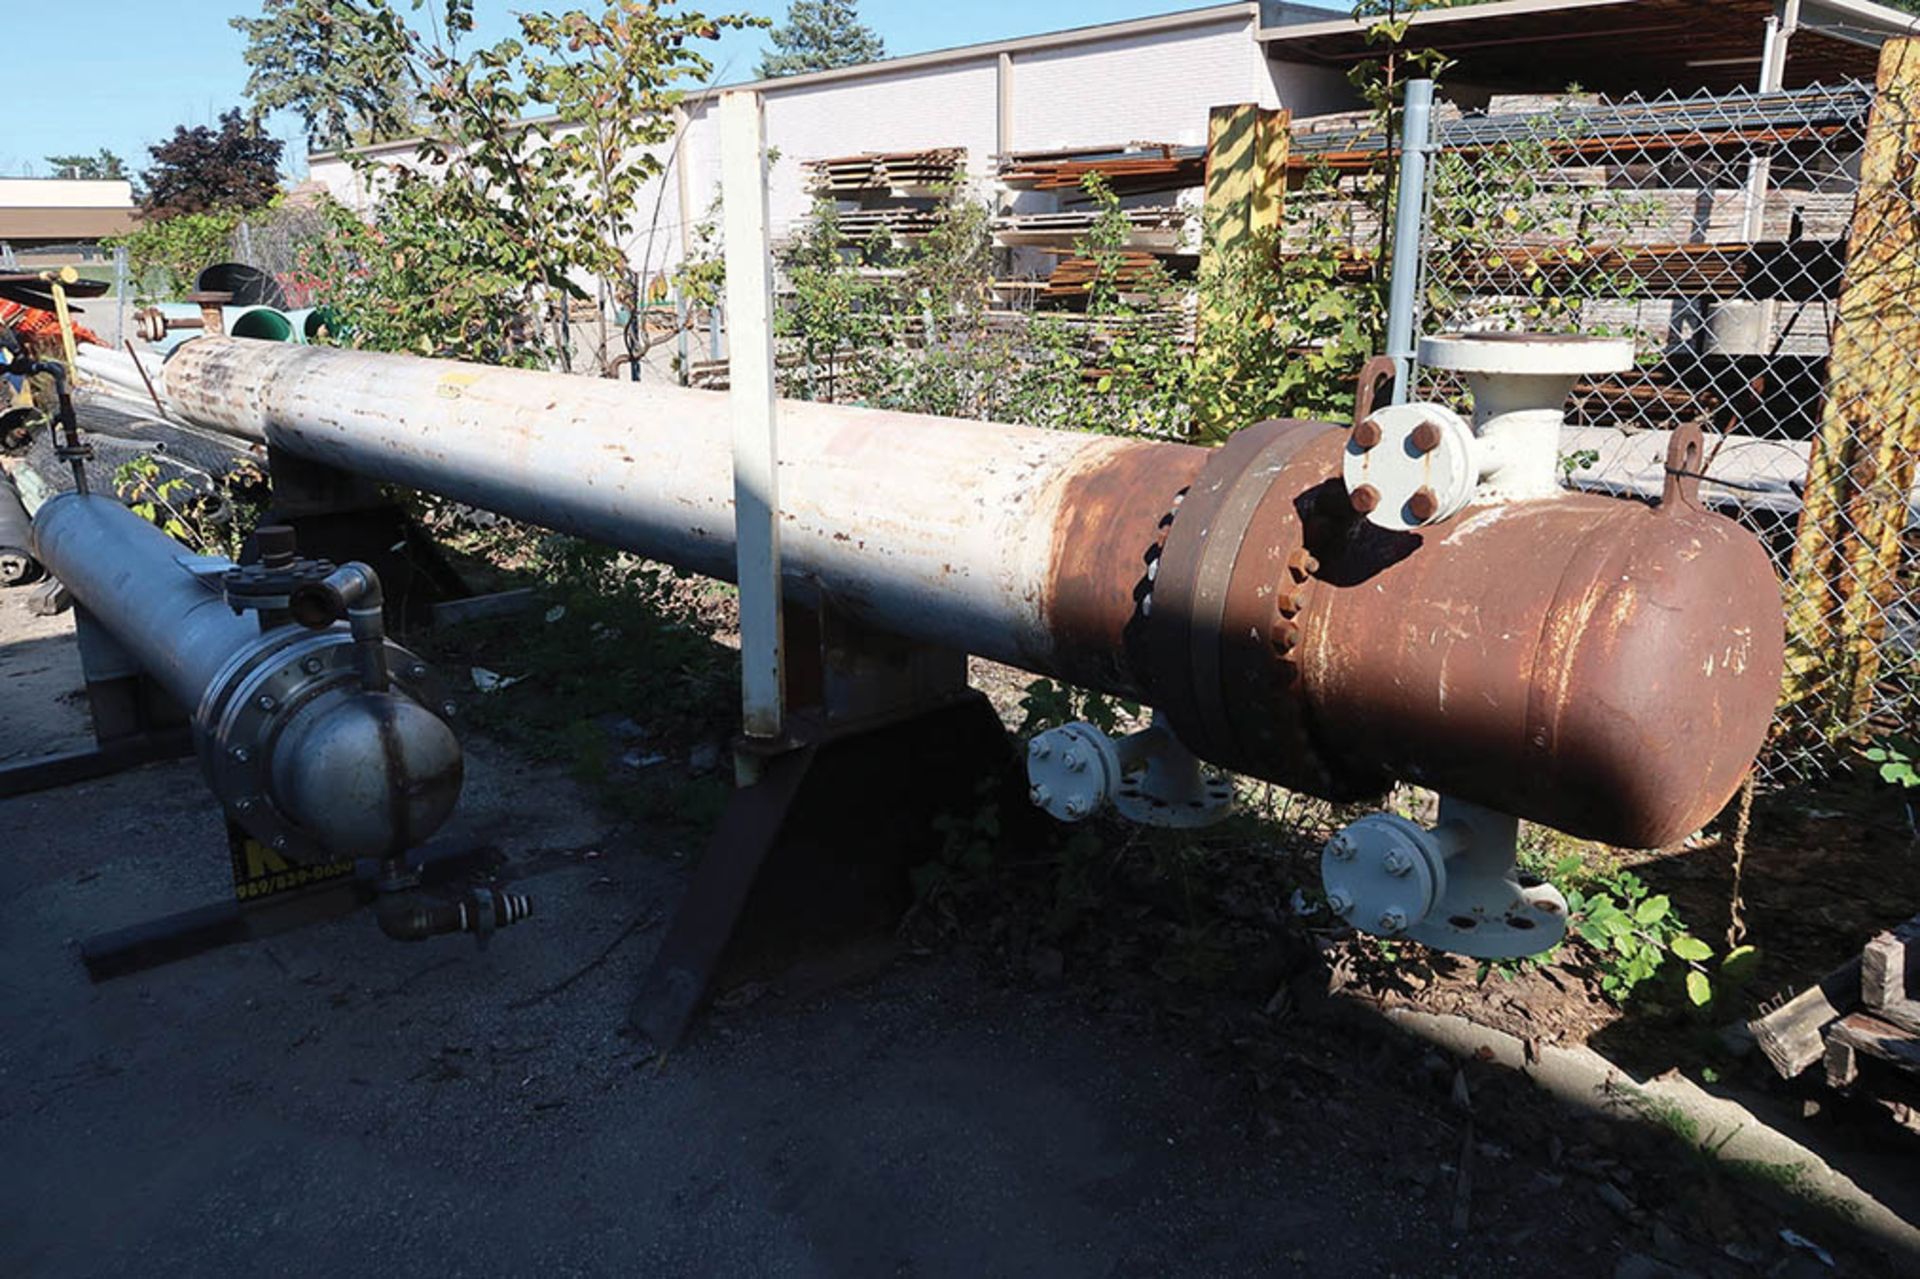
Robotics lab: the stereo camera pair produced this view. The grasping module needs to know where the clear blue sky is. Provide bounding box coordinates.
[12,1,1217,180]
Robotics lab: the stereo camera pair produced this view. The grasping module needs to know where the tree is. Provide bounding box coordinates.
[756,0,883,79]
[140,111,284,220]
[231,0,421,152]
[301,1,762,368]
[44,150,128,181]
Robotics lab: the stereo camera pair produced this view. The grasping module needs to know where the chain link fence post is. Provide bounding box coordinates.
[1385,79,1436,407]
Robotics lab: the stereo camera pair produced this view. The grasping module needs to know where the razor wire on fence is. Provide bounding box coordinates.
[1404,74,1919,785]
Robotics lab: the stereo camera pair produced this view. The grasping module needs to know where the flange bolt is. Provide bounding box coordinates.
[1064,751,1086,774]
[1410,421,1443,455]
[1327,833,1355,861]
[1327,890,1355,917]
[1351,417,1383,449]
[1407,487,1441,523]
[1349,484,1382,516]
[1064,797,1088,819]
[1383,849,1414,877]
[302,656,324,675]
[1378,909,1408,934]
[1030,783,1052,806]
[1029,739,1050,761]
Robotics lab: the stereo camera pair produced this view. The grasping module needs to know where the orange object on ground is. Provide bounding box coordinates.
[0,300,102,350]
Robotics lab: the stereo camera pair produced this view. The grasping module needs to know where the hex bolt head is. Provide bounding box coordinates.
[1351,417,1383,449]
[1407,487,1441,523]
[1410,421,1443,455]
[1383,849,1414,877]
[302,656,324,675]
[1064,797,1088,819]
[1274,589,1304,617]
[256,694,277,712]
[235,798,254,813]
[1270,617,1302,652]
[1030,784,1052,806]
[1327,890,1355,917]
[1349,484,1382,516]
[1327,834,1355,861]
[409,664,428,680]
[1029,739,1050,761]
[441,702,458,718]
[1286,548,1319,582]
[1063,751,1086,774]
[229,746,250,763]
[1378,909,1408,934]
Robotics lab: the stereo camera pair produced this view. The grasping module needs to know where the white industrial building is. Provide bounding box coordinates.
[306,0,1920,283]
[309,2,1348,270]
[0,178,137,258]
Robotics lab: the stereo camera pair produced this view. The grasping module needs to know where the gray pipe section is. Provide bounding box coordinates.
[0,470,40,586]
[31,491,464,859]
[32,492,261,709]
[148,338,1153,675]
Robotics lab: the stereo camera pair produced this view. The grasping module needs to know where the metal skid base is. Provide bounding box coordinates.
[0,726,192,797]
[0,654,193,799]
[80,833,502,981]
[630,690,1019,1051]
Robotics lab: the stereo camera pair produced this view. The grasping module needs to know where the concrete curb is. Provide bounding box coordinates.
[1383,1006,1920,1264]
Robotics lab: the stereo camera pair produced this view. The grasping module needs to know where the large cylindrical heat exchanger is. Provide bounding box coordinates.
[33,493,463,860]
[120,338,1784,852]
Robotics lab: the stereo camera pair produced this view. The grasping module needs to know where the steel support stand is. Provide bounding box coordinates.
[0,604,193,797]
[259,446,469,628]
[630,607,1023,1051]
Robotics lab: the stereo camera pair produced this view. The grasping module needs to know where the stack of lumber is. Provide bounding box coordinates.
[805,149,965,195]
[993,206,1187,250]
[1286,84,1873,174]
[835,207,947,240]
[999,144,1205,195]
[1035,252,1168,300]
[1750,914,1920,1128]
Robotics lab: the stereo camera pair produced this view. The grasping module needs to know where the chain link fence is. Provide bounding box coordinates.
[1405,71,1919,784]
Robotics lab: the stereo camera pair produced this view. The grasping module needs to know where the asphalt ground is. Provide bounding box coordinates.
[0,559,1895,1279]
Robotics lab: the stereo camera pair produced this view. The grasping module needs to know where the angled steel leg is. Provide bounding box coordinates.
[631,689,1018,1051]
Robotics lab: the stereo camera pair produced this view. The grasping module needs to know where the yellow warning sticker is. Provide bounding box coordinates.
[229,832,355,902]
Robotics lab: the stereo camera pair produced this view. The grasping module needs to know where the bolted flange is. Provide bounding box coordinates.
[1342,403,1476,532]
[1318,798,1569,959]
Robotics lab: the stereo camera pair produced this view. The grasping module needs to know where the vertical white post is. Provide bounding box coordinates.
[720,89,786,745]
[1740,3,1797,350]
[996,52,1015,158]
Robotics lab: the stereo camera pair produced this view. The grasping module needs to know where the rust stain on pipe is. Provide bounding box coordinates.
[1297,482,1783,849]
[1043,439,1206,698]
